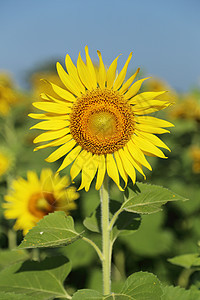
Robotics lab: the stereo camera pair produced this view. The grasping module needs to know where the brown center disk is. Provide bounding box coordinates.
[70,89,135,155]
[28,192,56,218]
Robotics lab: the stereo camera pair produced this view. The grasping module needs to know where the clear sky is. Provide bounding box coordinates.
[1,0,200,91]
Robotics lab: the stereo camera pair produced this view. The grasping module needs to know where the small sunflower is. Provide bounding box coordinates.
[0,148,13,178]
[0,73,19,115]
[29,46,173,191]
[3,169,79,235]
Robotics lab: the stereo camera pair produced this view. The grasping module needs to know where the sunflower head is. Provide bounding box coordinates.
[3,169,79,235]
[29,46,173,191]
[0,148,13,178]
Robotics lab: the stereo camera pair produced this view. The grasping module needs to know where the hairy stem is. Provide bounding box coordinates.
[100,174,111,295]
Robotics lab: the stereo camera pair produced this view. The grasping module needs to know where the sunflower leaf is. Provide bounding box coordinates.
[18,211,81,249]
[168,253,200,269]
[0,256,71,299]
[161,285,200,300]
[122,183,187,214]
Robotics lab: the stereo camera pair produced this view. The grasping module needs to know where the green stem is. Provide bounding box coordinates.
[100,174,111,295]
[82,237,103,261]
[8,229,17,249]
[109,207,123,231]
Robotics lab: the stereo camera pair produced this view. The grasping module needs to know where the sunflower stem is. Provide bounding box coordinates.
[100,174,111,295]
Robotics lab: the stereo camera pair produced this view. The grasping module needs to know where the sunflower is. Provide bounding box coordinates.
[0,148,12,178]
[0,73,19,115]
[3,169,79,235]
[29,46,173,191]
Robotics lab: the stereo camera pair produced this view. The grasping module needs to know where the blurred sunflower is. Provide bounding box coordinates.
[29,46,173,191]
[0,73,20,115]
[190,146,200,173]
[0,148,13,178]
[3,169,79,235]
[169,94,200,122]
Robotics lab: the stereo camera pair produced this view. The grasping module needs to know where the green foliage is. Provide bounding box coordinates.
[0,255,71,299]
[18,212,81,249]
[168,253,200,269]
[161,285,200,300]
[0,249,29,271]
[123,183,187,214]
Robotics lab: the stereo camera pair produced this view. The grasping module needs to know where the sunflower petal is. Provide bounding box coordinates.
[135,130,171,151]
[65,54,85,93]
[29,113,69,120]
[124,77,150,100]
[118,149,136,186]
[57,145,82,172]
[124,145,146,178]
[106,154,123,191]
[30,120,69,130]
[136,116,174,128]
[120,68,140,94]
[85,46,97,89]
[133,135,167,158]
[135,123,170,134]
[45,139,76,162]
[42,79,76,102]
[113,52,133,90]
[34,134,73,151]
[40,93,74,107]
[106,55,121,89]
[129,91,167,104]
[126,139,152,170]
[77,52,94,90]
[114,151,128,187]
[70,150,92,181]
[95,155,106,190]
[32,102,71,114]
[97,50,106,88]
[33,128,70,143]
[56,62,81,97]
[78,155,98,191]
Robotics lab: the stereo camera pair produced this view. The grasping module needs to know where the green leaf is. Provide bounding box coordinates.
[161,285,200,300]
[120,271,162,299]
[0,255,71,299]
[123,183,187,214]
[0,292,36,300]
[72,289,102,300]
[83,206,101,233]
[0,250,29,271]
[168,253,200,269]
[18,211,81,249]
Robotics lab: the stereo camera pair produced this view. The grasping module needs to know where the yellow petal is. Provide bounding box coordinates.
[65,54,85,93]
[124,145,146,178]
[124,77,150,100]
[132,103,171,115]
[120,68,140,94]
[118,149,136,186]
[97,50,106,88]
[106,55,121,89]
[78,155,98,191]
[129,91,167,104]
[106,154,123,191]
[132,100,171,112]
[33,128,70,143]
[40,93,74,107]
[133,135,167,158]
[29,113,69,120]
[34,134,73,151]
[113,52,133,91]
[56,62,81,97]
[135,123,170,134]
[85,46,97,89]
[32,102,71,114]
[77,52,94,90]
[136,116,174,128]
[45,139,76,162]
[114,151,128,187]
[42,79,76,102]
[126,139,152,170]
[57,145,82,172]
[30,119,69,130]
[95,155,106,190]
[135,130,171,152]
[70,150,92,181]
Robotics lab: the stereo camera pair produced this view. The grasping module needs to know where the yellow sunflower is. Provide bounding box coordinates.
[0,149,12,177]
[29,46,173,191]
[0,73,19,115]
[3,169,79,235]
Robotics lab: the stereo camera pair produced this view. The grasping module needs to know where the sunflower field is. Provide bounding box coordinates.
[0,48,200,300]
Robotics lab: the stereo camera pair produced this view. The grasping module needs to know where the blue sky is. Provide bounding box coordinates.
[1,0,200,91]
